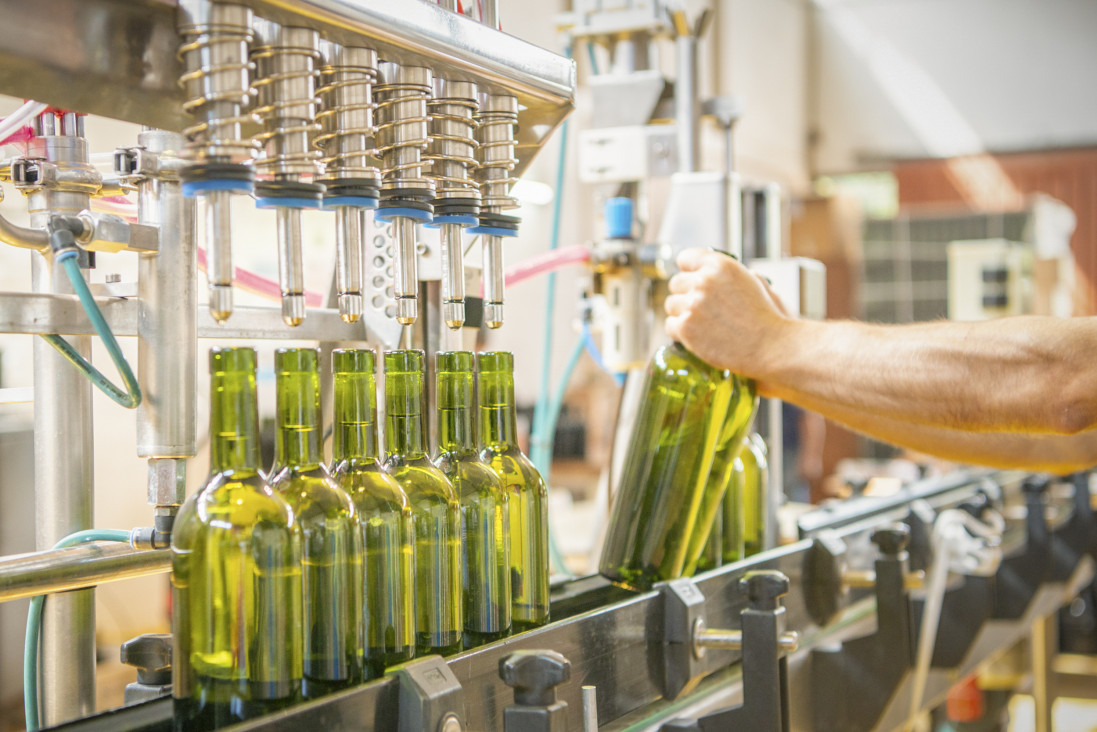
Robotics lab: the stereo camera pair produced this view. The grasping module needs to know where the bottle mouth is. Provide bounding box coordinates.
[436,350,474,373]
[476,350,513,374]
[332,348,374,374]
[275,347,319,373]
[384,349,424,375]
[209,346,256,373]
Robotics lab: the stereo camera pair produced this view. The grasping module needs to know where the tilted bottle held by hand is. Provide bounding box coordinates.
[331,348,415,679]
[435,351,512,647]
[599,342,757,590]
[478,351,550,630]
[269,348,361,698]
[383,349,464,655]
[689,376,758,575]
[172,347,303,730]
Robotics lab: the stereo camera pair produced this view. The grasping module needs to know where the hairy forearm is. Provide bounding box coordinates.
[760,316,1097,435]
[788,393,1097,475]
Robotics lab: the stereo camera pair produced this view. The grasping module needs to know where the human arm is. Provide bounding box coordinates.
[664,248,1097,436]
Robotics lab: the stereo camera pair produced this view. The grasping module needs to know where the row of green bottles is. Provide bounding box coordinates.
[598,342,758,590]
[697,430,770,571]
[172,348,303,730]
[173,347,550,729]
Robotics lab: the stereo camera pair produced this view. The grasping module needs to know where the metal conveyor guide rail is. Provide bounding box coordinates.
[46,468,1097,732]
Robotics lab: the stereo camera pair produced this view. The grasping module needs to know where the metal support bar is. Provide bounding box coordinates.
[0,542,170,603]
[0,292,403,345]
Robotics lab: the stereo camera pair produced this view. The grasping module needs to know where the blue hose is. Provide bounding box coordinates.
[25,529,132,732]
[40,254,141,409]
[580,321,626,386]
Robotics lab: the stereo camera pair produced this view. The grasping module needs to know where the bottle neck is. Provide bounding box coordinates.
[479,368,518,449]
[210,369,262,473]
[437,367,475,454]
[275,368,323,468]
[385,369,426,460]
[333,370,379,463]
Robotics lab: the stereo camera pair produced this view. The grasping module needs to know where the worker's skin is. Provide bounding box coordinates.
[664,247,1097,475]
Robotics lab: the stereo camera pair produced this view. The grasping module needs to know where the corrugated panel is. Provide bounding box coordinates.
[894,148,1097,314]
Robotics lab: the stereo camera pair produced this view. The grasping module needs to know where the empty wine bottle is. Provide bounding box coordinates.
[172,347,302,730]
[742,432,769,556]
[269,348,361,698]
[435,351,512,647]
[600,342,754,590]
[383,349,463,655]
[694,502,724,573]
[478,351,550,630]
[331,348,415,679]
[684,377,758,575]
[721,455,747,563]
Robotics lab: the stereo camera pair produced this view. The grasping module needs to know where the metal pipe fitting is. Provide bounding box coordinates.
[428,79,480,329]
[475,93,518,329]
[317,42,380,324]
[252,21,323,327]
[375,62,435,325]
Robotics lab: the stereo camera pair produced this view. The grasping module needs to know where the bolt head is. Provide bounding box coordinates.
[499,650,571,690]
[120,633,172,672]
[871,523,911,556]
[739,569,790,609]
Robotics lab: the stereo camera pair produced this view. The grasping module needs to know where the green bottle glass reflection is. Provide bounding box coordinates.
[435,351,512,647]
[478,351,550,630]
[721,455,747,563]
[600,342,755,590]
[686,377,758,575]
[741,432,769,556]
[331,349,415,679]
[172,347,302,730]
[268,348,361,698]
[383,350,463,655]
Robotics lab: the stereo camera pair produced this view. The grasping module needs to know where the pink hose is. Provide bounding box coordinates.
[480,244,591,296]
[196,247,325,307]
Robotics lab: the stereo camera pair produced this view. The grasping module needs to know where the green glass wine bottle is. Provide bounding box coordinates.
[382,349,463,655]
[434,351,512,647]
[172,347,302,730]
[268,348,361,698]
[599,342,752,590]
[330,348,415,679]
[478,351,550,631]
[741,432,769,556]
[721,455,747,563]
[684,376,758,575]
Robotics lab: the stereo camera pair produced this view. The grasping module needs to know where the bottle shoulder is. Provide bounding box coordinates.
[172,470,297,549]
[270,464,355,519]
[385,454,459,504]
[438,452,507,502]
[482,448,546,493]
[337,462,411,514]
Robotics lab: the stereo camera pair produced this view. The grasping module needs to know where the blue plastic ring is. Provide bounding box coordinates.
[182,178,253,198]
[427,214,479,227]
[375,207,433,223]
[322,196,379,211]
[467,225,518,237]
[255,196,321,210]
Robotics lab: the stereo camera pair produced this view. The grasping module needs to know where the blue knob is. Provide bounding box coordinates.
[604,197,634,239]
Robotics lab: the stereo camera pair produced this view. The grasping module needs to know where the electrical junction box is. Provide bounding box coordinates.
[947,239,1033,320]
[578,125,677,183]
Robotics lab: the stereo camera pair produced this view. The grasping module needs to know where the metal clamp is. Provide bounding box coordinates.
[664,570,797,732]
[119,633,172,705]
[811,524,917,732]
[992,476,1052,619]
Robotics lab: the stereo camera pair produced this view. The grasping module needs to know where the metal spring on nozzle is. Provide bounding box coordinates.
[374,70,433,188]
[177,6,260,162]
[476,97,519,210]
[426,91,479,196]
[315,46,379,178]
[251,39,323,177]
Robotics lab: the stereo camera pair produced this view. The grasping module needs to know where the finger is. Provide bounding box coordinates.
[676,247,710,272]
[668,271,699,295]
[664,293,691,318]
[665,313,686,342]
